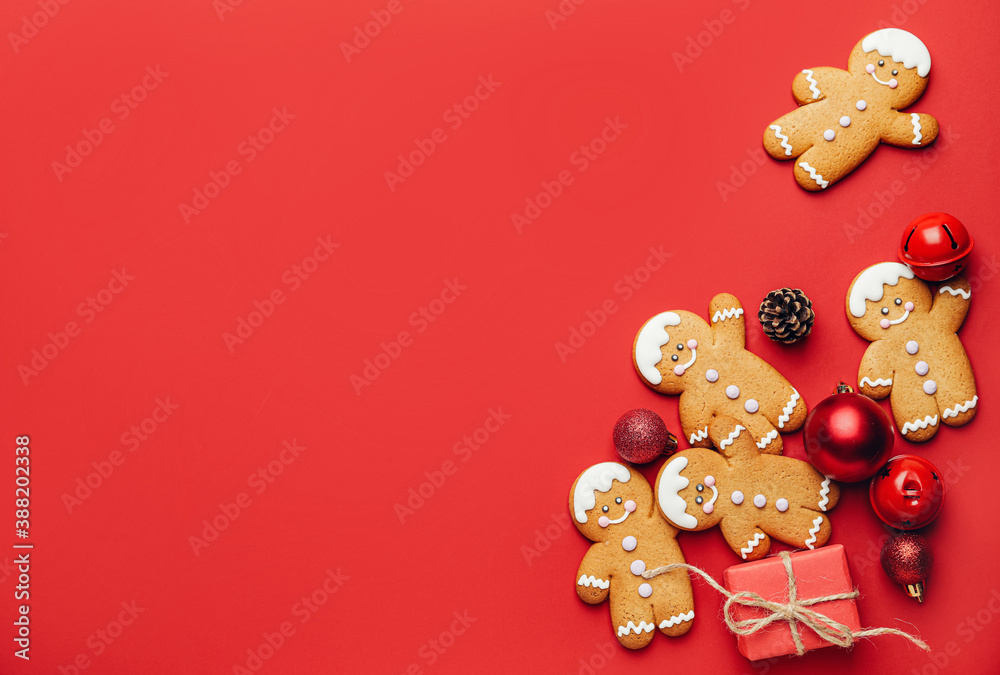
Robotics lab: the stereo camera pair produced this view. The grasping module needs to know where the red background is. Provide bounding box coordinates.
[2,0,999,672]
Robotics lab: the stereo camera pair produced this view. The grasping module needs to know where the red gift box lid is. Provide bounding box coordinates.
[722,545,861,661]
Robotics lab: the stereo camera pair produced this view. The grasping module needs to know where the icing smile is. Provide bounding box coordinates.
[865,63,898,88]
[880,301,914,329]
[672,339,698,376]
[702,476,719,514]
[598,500,636,528]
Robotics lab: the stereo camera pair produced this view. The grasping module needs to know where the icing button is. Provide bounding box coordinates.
[906,341,919,355]
[745,398,759,414]
[776,498,789,512]
[705,369,719,383]
[923,380,937,395]
[915,361,929,376]
[840,115,851,127]
[823,129,836,141]
[622,536,637,552]
[726,385,740,400]
[731,491,744,505]
[753,494,766,508]
[638,583,653,598]
[630,559,646,576]
[856,100,867,110]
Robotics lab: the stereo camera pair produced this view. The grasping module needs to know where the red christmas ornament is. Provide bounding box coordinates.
[898,212,975,281]
[803,384,894,482]
[613,409,677,464]
[881,533,933,603]
[870,455,944,530]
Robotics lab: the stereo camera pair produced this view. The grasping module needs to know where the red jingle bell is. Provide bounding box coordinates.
[898,212,975,281]
[870,454,944,530]
[803,384,894,482]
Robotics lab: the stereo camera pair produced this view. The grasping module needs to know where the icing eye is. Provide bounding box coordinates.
[671,354,679,361]
[895,298,902,305]
[878,60,884,67]
[881,307,889,315]
[695,496,703,504]
[696,484,704,492]
[602,505,609,512]
[615,497,622,504]
[892,69,898,76]
[676,343,684,350]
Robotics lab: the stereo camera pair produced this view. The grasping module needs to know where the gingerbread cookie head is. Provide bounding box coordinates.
[847,262,933,341]
[655,448,728,531]
[571,462,649,542]
[847,29,931,110]
[633,310,712,396]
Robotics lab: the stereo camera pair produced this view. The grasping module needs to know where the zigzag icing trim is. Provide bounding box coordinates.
[778,389,800,429]
[860,377,892,388]
[741,532,766,559]
[818,478,831,512]
[939,285,971,300]
[756,429,778,450]
[577,574,610,590]
[719,425,745,450]
[901,414,938,435]
[689,427,709,444]
[798,162,828,188]
[770,125,793,156]
[802,69,821,99]
[712,307,744,323]
[943,396,978,419]
[804,516,823,549]
[910,113,922,145]
[618,620,656,637]
[660,611,695,628]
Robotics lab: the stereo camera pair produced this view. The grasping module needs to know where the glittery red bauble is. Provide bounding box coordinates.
[870,455,944,529]
[803,384,894,482]
[613,409,676,464]
[881,534,933,602]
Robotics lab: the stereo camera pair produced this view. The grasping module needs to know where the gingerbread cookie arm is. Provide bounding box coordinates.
[768,508,833,551]
[575,544,613,604]
[791,67,848,105]
[882,111,939,148]
[931,275,972,332]
[858,340,894,400]
[720,517,771,561]
[679,392,714,447]
[708,293,745,350]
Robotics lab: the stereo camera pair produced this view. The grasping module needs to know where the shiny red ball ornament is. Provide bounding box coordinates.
[613,409,677,464]
[881,533,933,603]
[870,454,944,530]
[803,383,894,482]
[899,212,975,281]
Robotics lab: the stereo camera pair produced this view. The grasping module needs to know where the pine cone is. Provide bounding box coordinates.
[758,288,814,344]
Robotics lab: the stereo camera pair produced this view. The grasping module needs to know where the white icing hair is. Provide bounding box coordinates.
[657,456,698,529]
[861,28,931,77]
[634,312,681,385]
[849,262,915,318]
[573,462,631,523]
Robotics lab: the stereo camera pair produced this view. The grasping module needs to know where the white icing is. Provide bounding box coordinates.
[915,361,929,376]
[840,116,851,127]
[861,28,931,78]
[704,480,719,511]
[660,611,695,628]
[573,463,631,523]
[906,340,919,355]
[870,70,895,87]
[718,425,745,451]
[712,307,743,323]
[943,396,978,419]
[635,312,681,385]
[848,263,914,318]
[860,376,893,388]
[618,621,656,637]
[770,125,793,156]
[638,583,653,598]
[741,532,766,559]
[578,574,610,590]
[604,510,631,526]
[778,389,799,429]
[705,369,719,383]
[689,427,709,444]
[910,113,922,145]
[726,384,740,400]
[823,129,836,142]
[901,414,938,435]
[674,346,697,375]
[885,308,910,326]
[802,69,821,99]
[818,478,831,511]
[756,429,778,450]
[856,100,867,110]
[658,456,698,529]
[923,380,937,395]
[804,515,823,550]
[798,161,828,188]
[939,285,971,299]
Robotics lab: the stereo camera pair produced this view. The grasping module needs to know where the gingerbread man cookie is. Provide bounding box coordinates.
[846,262,977,442]
[633,293,805,455]
[570,462,694,649]
[655,416,840,561]
[764,28,939,191]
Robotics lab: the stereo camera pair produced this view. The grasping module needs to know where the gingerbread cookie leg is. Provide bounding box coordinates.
[679,393,713,448]
[770,507,833,551]
[890,385,940,442]
[763,108,818,160]
[935,375,978,428]
[650,562,695,637]
[720,518,770,561]
[610,594,658,650]
[740,413,783,456]
[793,140,878,191]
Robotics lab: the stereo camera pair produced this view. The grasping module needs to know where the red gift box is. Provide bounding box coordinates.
[722,545,861,660]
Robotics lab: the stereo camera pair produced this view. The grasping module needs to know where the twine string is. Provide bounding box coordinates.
[643,551,929,655]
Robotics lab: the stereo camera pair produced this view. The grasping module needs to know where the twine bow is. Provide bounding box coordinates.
[643,551,929,655]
